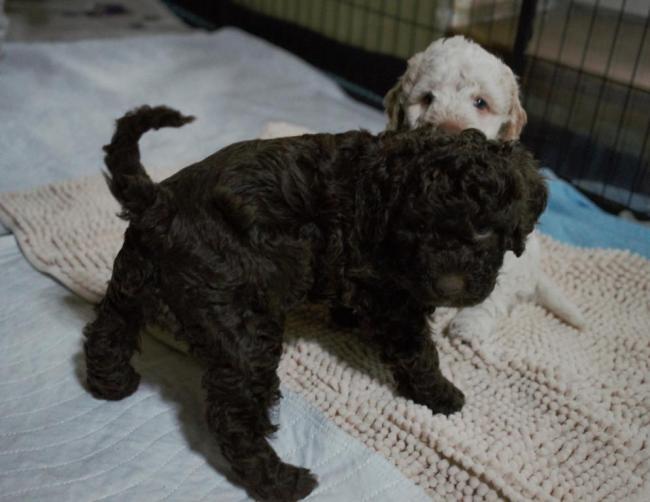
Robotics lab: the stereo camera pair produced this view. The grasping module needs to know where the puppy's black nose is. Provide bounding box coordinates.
[436,273,465,297]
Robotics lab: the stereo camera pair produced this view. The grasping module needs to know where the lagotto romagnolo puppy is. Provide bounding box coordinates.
[84,106,547,501]
[384,35,584,339]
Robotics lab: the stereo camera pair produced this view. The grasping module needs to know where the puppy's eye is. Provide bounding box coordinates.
[421,92,435,106]
[474,227,493,240]
[474,97,489,110]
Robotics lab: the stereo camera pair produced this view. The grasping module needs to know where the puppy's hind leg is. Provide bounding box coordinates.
[204,359,317,501]
[172,290,317,501]
[84,239,152,400]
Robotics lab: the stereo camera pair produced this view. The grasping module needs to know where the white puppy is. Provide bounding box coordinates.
[385,36,584,339]
[384,36,526,140]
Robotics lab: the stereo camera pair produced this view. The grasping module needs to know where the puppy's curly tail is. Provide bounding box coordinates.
[103,105,194,219]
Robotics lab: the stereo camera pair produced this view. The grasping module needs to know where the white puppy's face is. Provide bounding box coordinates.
[384,36,526,140]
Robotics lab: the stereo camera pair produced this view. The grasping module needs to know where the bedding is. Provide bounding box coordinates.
[1,28,649,502]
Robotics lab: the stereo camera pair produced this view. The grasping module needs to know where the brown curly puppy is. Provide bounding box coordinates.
[84,106,547,501]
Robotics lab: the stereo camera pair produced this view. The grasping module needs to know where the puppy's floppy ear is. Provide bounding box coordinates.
[384,80,406,131]
[511,227,531,257]
[517,144,548,224]
[526,170,549,224]
[509,147,548,256]
[499,80,527,141]
[384,51,427,131]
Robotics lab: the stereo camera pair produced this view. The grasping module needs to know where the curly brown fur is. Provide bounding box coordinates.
[84,105,547,501]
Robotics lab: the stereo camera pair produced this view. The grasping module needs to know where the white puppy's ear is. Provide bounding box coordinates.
[384,80,406,131]
[384,52,427,131]
[500,83,527,140]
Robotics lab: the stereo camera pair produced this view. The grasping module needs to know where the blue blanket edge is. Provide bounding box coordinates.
[539,169,650,258]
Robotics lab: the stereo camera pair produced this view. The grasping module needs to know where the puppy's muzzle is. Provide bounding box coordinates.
[435,273,466,297]
[437,121,465,135]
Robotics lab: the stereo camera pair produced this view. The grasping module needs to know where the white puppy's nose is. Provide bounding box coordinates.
[438,121,464,135]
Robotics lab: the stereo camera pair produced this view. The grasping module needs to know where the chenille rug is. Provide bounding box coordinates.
[1,161,649,501]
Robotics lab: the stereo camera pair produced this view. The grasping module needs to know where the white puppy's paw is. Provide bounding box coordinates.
[447,309,497,341]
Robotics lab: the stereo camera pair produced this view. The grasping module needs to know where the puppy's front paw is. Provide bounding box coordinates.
[431,382,465,416]
[410,379,465,416]
[448,308,496,341]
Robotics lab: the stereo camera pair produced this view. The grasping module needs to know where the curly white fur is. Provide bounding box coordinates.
[385,36,584,339]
